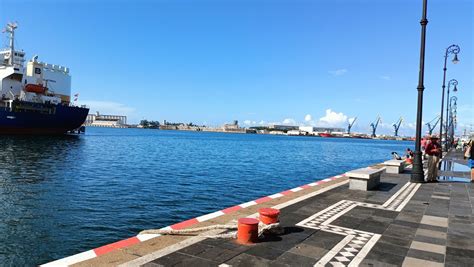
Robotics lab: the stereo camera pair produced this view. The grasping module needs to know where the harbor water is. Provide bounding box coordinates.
[0,128,413,265]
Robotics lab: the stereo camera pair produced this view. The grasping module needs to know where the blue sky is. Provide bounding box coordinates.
[1,0,472,135]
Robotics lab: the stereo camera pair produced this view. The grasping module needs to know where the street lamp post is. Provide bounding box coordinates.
[411,0,429,183]
[448,96,458,146]
[445,79,458,149]
[439,45,460,154]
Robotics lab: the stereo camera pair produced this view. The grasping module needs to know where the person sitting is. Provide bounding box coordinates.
[405,148,414,159]
[391,152,402,160]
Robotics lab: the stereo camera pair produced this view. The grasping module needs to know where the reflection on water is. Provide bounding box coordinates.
[0,128,413,265]
[441,160,471,172]
[0,135,86,266]
[438,176,470,183]
[438,159,471,182]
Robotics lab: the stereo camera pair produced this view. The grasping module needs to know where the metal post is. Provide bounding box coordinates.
[439,45,460,154]
[411,0,428,183]
[439,53,448,151]
[445,86,450,148]
[444,79,458,150]
[449,96,457,146]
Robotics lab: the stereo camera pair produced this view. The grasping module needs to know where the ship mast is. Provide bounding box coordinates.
[4,22,18,66]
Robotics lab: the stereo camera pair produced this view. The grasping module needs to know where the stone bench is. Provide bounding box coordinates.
[346,167,384,191]
[384,159,406,174]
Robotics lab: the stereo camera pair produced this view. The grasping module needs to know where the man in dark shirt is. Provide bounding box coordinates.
[425,136,441,182]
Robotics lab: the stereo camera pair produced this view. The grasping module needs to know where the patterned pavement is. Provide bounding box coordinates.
[131,151,474,267]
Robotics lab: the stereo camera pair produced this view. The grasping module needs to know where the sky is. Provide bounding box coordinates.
[1,0,472,136]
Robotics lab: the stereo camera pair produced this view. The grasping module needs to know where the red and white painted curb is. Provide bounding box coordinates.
[41,174,345,266]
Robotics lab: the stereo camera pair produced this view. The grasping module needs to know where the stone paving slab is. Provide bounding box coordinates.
[133,152,473,267]
[70,151,473,266]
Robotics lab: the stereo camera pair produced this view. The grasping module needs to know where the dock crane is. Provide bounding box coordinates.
[347,117,357,134]
[370,116,382,137]
[425,115,440,135]
[393,117,403,137]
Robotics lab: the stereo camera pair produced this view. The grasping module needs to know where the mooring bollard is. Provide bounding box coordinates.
[258,208,280,225]
[237,218,259,244]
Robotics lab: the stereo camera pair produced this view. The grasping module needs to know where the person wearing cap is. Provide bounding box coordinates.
[425,135,441,182]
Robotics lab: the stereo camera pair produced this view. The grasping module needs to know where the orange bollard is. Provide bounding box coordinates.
[258,208,280,225]
[237,218,259,244]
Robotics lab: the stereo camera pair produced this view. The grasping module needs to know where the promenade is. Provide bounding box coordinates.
[46,151,473,267]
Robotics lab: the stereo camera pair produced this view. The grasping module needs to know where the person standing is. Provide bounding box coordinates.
[464,139,474,182]
[425,136,441,182]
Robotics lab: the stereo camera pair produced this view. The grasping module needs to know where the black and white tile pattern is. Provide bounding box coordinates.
[297,182,420,266]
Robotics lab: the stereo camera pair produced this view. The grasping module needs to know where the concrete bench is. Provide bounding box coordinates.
[384,159,406,174]
[346,167,384,191]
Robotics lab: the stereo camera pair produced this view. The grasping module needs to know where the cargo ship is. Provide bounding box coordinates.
[0,23,88,134]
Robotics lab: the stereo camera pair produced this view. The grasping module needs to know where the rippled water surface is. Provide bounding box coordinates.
[0,128,413,265]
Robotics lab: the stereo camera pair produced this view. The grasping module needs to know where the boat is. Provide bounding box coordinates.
[319,132,333,137]
[0,23,89,134]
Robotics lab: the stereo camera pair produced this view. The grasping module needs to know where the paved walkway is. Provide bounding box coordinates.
[138,152,473,267]
[49,151,472,267]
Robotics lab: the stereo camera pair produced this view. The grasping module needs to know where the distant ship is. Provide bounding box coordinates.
[0,23,88,134]
[319,132,333,137]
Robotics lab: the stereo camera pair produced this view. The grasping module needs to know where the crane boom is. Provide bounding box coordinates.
[393,117,403,136]
[347,117,358,134]
[425,115,440,135]
[370,116,381,137]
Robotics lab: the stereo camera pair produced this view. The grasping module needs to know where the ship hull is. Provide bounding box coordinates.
[0,104,89,135]
[319,133,333,137]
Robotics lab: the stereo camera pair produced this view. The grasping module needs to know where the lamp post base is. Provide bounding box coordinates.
[411,151,425,183]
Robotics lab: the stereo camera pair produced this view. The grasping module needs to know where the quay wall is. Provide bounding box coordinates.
[42,161,391,266]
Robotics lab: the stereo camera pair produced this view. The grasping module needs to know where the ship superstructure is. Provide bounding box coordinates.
[0,23,89,134]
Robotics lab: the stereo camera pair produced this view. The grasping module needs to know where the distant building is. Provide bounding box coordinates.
[85,112,128,128]
[268,124,299,131]
[299,126,314,133]
[222,120,246,133]
[287,130,302,136]
[314,127,345,133]
[299,126,345,134]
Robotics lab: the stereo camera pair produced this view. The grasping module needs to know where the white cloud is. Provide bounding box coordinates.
[318,109,348,127]
[380,75,391,80]
[328,69,348,77]
[79,100,138,123]
[406,122,416,130]
[457,104,474,125]
[79,100,135,116]
[282,118,296,125]
[244,120,268,125]
[304,114,312,122]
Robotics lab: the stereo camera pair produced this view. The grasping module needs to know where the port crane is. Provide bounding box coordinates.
[393,117,403,137]
[425,115,440,135]
[370,116,382,137]
[347,117,357,134]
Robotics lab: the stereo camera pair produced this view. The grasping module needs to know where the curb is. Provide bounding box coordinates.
[41,174,346,266]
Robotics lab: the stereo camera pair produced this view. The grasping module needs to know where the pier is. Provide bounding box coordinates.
[44,150,473,267]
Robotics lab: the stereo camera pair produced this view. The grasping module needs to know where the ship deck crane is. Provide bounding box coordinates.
[425,115,440,135]
[347,117,357,134]
[393,117,403,137]
[370,116,382,138]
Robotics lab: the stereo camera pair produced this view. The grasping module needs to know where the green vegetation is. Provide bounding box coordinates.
[139,120,160,129]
